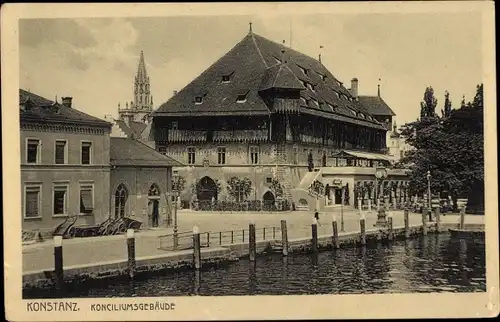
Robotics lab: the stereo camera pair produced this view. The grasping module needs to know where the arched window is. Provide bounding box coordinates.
[114,184,128,218]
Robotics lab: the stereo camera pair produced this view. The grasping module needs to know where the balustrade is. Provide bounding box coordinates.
[212,129,268,143]
[168,129,207,143]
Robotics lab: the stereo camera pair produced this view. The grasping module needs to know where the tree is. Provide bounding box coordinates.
[441,90,453,118]
[420,86,438,119]
[172,175,186,192]
[400,84,484,213]
[226,177,252,202]
[307,152,314,172]
[269,178,284,199]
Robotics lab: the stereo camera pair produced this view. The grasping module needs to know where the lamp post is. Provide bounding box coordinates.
[172,183,179,250]
[375,168,389,227]
[426,170,432,222]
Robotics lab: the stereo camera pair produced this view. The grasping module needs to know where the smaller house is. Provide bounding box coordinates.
[110,137,183,228]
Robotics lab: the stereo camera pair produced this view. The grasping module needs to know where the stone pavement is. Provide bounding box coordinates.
[22,209,482,273]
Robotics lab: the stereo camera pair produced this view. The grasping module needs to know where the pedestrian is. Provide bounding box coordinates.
[314,211,322,226]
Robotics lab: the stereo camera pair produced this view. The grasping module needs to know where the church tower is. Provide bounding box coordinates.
[118,50,153,123]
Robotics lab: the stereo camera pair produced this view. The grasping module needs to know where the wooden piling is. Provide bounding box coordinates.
[281,220,288,256]
[127,229,136,280]
[460,206,465,229]
[388,215,394,241]
[332,215,339,249]
[312,218,318,253]
[193,226,201,270]
[249,223,256,261]
[422,207,428,235]
[368,199,372,212]
[360,214,366,246]
[404,207,410,239]
[54,235,64,292]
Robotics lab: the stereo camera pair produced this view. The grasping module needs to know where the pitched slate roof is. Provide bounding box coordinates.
[155,32,386,130]
[114,119,148,138]
[358,95,396,116]
[110,137,183,167]
[19,89,112,127]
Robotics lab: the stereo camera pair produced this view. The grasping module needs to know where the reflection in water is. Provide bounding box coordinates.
[23,234,486,298]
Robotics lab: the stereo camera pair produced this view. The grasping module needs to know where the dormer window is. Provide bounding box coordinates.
[335,91,340,98]
[301,80,308,88]
[307,83,315,92]
[236,93,247,103]
[350,108,357,116]
[222,75,231,83]
[300,97,307,105]
[327,103,335,112]
[195,96,203,104]
[298,65,308,76]
[273,57,282,64]
[336,80,342,87]
[359,113,365,119]
[311,98,319,107]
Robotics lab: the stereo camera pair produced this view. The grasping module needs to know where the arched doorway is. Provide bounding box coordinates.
[197,176,218,201]
[262,191,275,211]
[114,184,128,219]
[148,183,160,227]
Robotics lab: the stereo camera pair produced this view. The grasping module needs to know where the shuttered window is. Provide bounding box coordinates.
[53,185,68,216]
[27,139,40,163]
[25,186,41,218]
[55,141,66,164]
[80,185,94,214]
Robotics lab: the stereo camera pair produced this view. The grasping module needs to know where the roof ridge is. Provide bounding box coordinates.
[132,137,184,165]
[250,32,269,68]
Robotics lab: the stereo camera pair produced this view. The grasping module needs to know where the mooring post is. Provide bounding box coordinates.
[357,197,362,214]
[387,214,394,241]
[360,213,366,246]
[368,199,372,213]
[332,214,339,249]
[127,229,136,280]
[281,220,288,256]
[404,206,410,239]
[193,226,201,270]
[54,235,64,292]
[422,207,428,236]
[312,217,318,253]
[249,222,256,262]
[460,206,465,229]
[435,206,441,232]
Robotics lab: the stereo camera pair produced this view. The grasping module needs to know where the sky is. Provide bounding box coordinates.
[19,12,483,126]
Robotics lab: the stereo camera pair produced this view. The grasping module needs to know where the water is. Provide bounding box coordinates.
[24,233,486,298]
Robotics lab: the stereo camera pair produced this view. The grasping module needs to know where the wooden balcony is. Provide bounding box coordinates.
[168,129,207,143]
[213,129,269,143]
[299,133,322,145]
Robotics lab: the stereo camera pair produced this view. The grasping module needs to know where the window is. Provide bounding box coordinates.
[293,146,298,164]
[307,83,315,92]
[158,146,167,155]
[195,96,203,104]
[114,184,128,218]
[55,140,66,164]
[311,98,319,107]
[25,185,41,218]
[266,177,272,183]
[53,184,68,216]
[301,80,308,88]
[222,75,231,83]
[300,97,307,105]
[188,147,196,165]
[79,183,94,215]
[358,113,365,119]
[299,66,308,76]
[217,147,226,165]
[27,139,40,163]
[327,103,335,112]
[81,142,92,164]
[350,109,357,116]
[236,93,247,103]
[249,146,259,164]
[334,91,340,98]
[273,57,282,64]
[171,121,178,130]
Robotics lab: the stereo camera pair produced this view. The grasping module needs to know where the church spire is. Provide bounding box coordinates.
[133,50,151,111]
[136,50,147,80]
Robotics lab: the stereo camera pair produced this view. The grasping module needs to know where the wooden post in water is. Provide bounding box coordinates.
[249,222,256,262]
[127,229,136,280]
[387,214,394,241]
[54,235,64,292]
[435,206,441,231]
[422,207,428,236]
[312,218,318,253]
[332,214,339,249]
[404,207,410,239]
[460,206,465,229]
[281,220,288,256]
[193,226,201,270]
[360,213,366,246]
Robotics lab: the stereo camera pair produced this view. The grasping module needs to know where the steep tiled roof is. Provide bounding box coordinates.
[155,32,385,130]
[358,95,396,116]
[19,89,111,127]
[114,119,147,138]
[110,137,183,167]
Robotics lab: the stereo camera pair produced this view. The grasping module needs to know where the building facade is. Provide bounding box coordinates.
[20,89,112,233]
[150,28,409,210]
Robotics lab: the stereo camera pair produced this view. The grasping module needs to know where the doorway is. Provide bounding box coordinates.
[334,188,342,205]
[148,184,160,227]
[262,191,276,211]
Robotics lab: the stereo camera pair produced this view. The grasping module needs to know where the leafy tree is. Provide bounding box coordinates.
[172,175,186,192]
[307,152,314,172]
[226,177,252,202]
[441,90,453,118]
[420,86,438,119]
[269,178,284,199]
[400,84,484,212]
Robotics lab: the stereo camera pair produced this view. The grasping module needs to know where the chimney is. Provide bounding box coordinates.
[61,97,73,108]
[173,90,178,96]
[350,78,358,99]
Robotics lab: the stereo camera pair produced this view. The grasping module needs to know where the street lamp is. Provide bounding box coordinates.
[375,168,389,227]
[341,185,345,232]
[172,182,179,250]
[426,170,432,222]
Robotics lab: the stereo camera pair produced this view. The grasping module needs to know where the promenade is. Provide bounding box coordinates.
[22,209,482,273]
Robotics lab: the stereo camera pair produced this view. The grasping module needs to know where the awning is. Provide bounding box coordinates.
[331,149,392,162]
[80,190,94,211]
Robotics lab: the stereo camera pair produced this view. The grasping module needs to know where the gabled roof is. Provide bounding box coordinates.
[114,119,147,138]
[19,89,111,127]
[358,95,396,116]
[110,137,183,167]
[155,32,386,130]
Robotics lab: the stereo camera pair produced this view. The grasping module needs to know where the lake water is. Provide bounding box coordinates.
[24,233,486,298]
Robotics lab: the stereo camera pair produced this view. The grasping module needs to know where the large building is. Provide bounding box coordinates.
[150,27,409,210]
[20,89,180,235]
[20,89,112,233]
